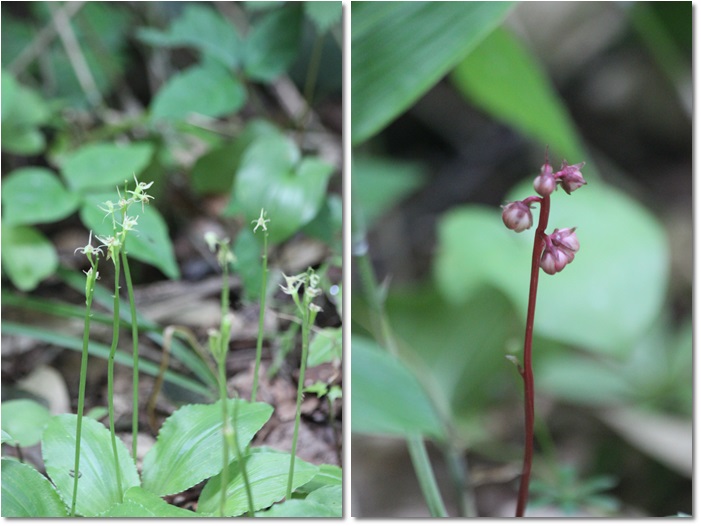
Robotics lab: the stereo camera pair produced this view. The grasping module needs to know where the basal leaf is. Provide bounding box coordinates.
[1,399,51,447]
[60,142,154,192]
[99,487,198,517]
[141,399,273,496]
[197,449,318,516]
[150,63,245,122]
[351,1,513,144]
[2,167,79,226]
[351,336,444,440]
[451,26,587,162]
[1,458,68,517]
[1,225,58,291]
[308,327,342,367]
[304,2,342,34]
[43,414,140,517]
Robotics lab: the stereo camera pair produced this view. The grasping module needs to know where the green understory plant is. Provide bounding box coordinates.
[251,208,270,403]
[501,151,587,516]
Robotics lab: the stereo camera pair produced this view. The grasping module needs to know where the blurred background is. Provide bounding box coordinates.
[351,1,690,517]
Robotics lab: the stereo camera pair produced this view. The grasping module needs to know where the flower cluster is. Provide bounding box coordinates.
[280,268,323,315]
[502,156,586,275]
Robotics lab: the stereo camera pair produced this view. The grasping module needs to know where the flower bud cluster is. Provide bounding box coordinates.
[533,159,586,197]
[280,268,323,316]
[501,154,586,275]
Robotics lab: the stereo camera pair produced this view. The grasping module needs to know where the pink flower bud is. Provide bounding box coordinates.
[556,162,586,195]
[551,227,579,254]
[534,171,557,197]
[540,245,568,275]
[502,201,533,232]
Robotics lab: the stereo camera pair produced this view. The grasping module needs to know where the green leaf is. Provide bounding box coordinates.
[451,27,586,162]
[190,120,277,196]
[2,168,79,226]
[243,5,303,82]
[232,227,263,301]
[141,399,273,496]
[255,497,339,517]
[99,487,198,517]
[1,225,58,291]
[301,194,342,251]
[433,181,669,355]
[228,133,333,243]
[79,197,180,279]
[1,458,68,517]
[308,327,342,367]
[197,449,318,516]
[351,1,513,144]
[60,142,154,192]
[136,4,241,68]
[351,336,444,439]
[42,414,140,517]
[1,71,51,155]
[1,429,14,444]
[1,399,51,447]
[296,464,342,494]
[352,156,427,227]
[304,2,342,34]
[150,63,245,122]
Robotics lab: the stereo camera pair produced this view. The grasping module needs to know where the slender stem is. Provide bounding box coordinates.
[515,195,550,517]
[70,266,96,516]
[251,231,268,402]
[300,33,324,127]
[228,400,255,517]
[286,307,311,499]
[108,256,124,500]
[121,249,140,464]
[218,358,230,517]
[407,435,448,518]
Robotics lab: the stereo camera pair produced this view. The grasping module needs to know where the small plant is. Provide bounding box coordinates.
[501,150,586,516]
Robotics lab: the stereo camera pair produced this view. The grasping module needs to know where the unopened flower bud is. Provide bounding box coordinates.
[534,163,557,196]
[501,201,533,233]
[540,245,568,275]
[551,227,579,256]
[556,162,586,195]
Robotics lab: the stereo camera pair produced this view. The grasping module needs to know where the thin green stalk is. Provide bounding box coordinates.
[286,307,313,499]
[299,33,325,127]
[251,230,268,402]
[407,434,449,518]
[228,399,255,517]
[121,248,140,464]
[218,358,231,518]
[70,266,96,516]
[108,255,124,500]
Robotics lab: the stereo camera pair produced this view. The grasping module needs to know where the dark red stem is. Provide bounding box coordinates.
[515,194,550,517]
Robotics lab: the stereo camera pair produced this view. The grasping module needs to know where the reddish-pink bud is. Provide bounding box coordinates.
[534,172,557,197]
[540,244,568,275]
[551,227,580,254]
[502,201,533,233]
[556,162,586,195]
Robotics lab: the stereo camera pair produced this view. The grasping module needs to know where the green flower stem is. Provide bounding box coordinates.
[407,434,449,518]
[70,263,97,516]
[251,231,268,402]
[120,248,139,464]
[108,255,124,501]
[286,306,315,500]
[228,400,254,517]
[217,357,231,518]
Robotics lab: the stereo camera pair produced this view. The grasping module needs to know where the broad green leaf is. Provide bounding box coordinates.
[1,429,14,444]
[2,168,79,225]
[308,327,342,367]
[243,5,303,82]
[352,156,427,227]
[197,449,318,516]
[136,4,241,68]
[150,63,245,122]
[351,1,513,144]
[99,487,198,517]
[1,71,50,155]
[304,2,342,34]
[305,485,342,515]
[43,414,140,517]
[451,26,586,162]
[79,197,180,279]
[384,285,517,422]
[141,399,273,496]
[257,485,341,517]
[190,120,277,195]
[1,458,68,517]
[1,225,58,291]
[296,464,342,495]
[228,133,333,243]
[60,142,154,192]
[301,194,343,252]
[434,181,669,355]
[351,336,444,439]
[1,399,51,447]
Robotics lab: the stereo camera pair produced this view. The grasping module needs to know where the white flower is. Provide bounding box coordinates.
[251,208,270,233]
